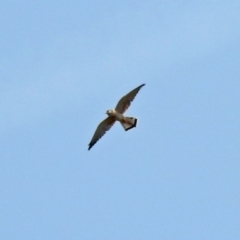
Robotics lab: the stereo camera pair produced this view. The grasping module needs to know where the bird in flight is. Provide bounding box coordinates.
[88,83,145,150]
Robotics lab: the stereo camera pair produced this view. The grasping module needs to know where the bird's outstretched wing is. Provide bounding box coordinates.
[88,116,116,150]
[115,84,145,114]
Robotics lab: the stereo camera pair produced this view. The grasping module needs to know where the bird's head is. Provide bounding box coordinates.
[106,109,113,116]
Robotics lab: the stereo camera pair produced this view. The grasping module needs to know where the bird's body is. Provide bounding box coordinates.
[106,109,122,119]
[106,109,137,131]
[88,84,145,150]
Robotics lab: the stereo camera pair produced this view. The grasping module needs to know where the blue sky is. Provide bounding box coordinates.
[1,1,240,239]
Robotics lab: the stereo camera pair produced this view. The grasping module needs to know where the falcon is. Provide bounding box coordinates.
[88,83,145,150]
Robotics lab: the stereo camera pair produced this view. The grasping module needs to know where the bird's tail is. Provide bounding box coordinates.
[120,117,137,131]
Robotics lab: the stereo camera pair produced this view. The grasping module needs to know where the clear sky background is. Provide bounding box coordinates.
[1,1,240,239]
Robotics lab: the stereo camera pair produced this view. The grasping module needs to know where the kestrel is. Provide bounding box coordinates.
[88,83,145,150]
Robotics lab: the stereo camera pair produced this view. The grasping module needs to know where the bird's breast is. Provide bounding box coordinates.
[114,112,124,121]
